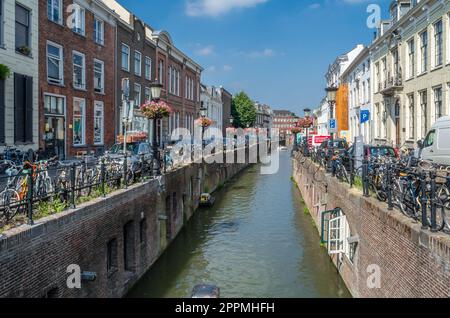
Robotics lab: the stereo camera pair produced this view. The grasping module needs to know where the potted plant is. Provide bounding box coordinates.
[0,64,11,81]
[291,127,303,135]
[140,100,172,119]
[18,46,31,56]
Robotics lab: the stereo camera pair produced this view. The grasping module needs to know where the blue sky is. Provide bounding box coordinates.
[118,0,390,115]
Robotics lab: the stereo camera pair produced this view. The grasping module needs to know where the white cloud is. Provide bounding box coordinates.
[223,65,233,71]
[205,65,217,72]
[309,3,321,10]
[186,0,269,17]
[239,48,275,58]
[195,45,215,56]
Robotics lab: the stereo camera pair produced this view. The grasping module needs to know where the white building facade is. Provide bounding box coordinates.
[200,84,223,138]
[341,47,373,143]
[0,0,39,151]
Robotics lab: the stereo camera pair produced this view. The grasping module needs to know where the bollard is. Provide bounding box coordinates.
[362,159,370,197]
[70,163,76,209]
[123,154,128,189]
[101,158,106,197]
[141,153,145,183]
[430,171,438,232]
[26,169,34,225]
[387,163,393,211]
[420,172,428,230]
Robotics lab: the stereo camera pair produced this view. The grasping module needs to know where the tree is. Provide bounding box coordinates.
[231,91,257,128]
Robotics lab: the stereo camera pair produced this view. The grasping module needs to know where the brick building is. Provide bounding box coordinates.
[220,87,233,136]
[39,0,118,159]
[272,110,299,138]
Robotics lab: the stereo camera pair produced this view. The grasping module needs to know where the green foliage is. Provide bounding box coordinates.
[232,91,257,128]
[0,64,11,80]
[353,175,363,191]
[303,207,310,215]
[36,198,68,219]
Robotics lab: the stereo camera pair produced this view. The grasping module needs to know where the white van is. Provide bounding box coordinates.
[420,116,450,166]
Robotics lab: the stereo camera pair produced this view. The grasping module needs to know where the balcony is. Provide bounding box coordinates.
[380,73,403,96]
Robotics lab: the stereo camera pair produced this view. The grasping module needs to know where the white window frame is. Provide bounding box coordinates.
[433,20,443,68]
[93,16,104,45]
[47,0,62,24]
[72,50,86,90]
[47,41,64,85]
[71,4,85,36]
[144,87,151,103]
[447,14,450,65]
[134,51,142,76]
[121,43,130,71]
[158,60,164,84]
[434,86,443,121]
[407,38,415,79]
[420,30,428,73]
[73,98,86,146]
[145,57,152,80]
[93,101,104,145]
[134,83,141,108]
[328,215,347,255]
[94,59,104,94]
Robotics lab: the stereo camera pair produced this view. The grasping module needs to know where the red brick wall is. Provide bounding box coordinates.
[39,0,116,158]
[293,158,450,298]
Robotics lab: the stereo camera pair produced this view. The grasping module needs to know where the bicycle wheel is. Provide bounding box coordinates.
[0,189,21,222]
[392,180,407,214]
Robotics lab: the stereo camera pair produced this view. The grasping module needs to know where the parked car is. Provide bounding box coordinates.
[343,144,397,170]
[106,142,154,172]
[419,116,450,166]
[319,138,349,160]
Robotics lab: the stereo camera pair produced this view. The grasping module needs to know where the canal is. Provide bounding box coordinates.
[127,150,351,298]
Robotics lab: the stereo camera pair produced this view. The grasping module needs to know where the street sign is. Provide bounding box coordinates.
[360,110,370,124]
[329,119,337,133]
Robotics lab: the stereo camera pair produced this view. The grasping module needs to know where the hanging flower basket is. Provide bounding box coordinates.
[140,100,172,119]
[195,117,213,128]
[298,117,314,128]
[291,127,303,135]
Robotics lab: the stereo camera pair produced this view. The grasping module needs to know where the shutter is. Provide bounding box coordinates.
[14,73,25,143]
[0,79,5,143]
[25,76,33,142]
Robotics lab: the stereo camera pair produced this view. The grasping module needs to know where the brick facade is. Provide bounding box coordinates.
[39,0,117,158]
[0,161,248,298]
[293,158,450,298]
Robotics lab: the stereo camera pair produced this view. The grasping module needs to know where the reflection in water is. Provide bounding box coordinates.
[127,151,351,298]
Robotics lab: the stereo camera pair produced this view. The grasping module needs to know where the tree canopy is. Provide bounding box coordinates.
[231,91,257,128]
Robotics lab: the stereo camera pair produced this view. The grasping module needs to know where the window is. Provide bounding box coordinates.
[328,215,347,255]
[434,20,443,67]
[420,30,428,73]
[375,62,380,91]
[73,98,85,146]
[71,4,85,36]
[144,87,151,102]
[420,90,428,138]
[44,95,65,115]
[408,38,415,78]
[434,87,443,120]
[408,94,415,140]
[15,4,30,53]
[94,17,104,45]
[424,130,436,148]
[145,57,152,80]
[72,51,86,90]
[106,239,118,274]
[94,102,104,145]
[14,74,33,143]
[134,51,141,76]
[0,0,4,46]
[121,44,130,71]
[47,42,63,85]
[158,60,164,84]
[94,59,104,93]
[134,83,141,108]
[47,0,62,24]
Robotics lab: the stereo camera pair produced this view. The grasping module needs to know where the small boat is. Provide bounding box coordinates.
[191,284,220,298]
[199,193,215,207]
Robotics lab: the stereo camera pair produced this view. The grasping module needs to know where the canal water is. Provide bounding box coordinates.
[127,150,351,298]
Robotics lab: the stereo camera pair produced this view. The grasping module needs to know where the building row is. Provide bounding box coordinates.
[0,0,215,159]
[316,0,450,148]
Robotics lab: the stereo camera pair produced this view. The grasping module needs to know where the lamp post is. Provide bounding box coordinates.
[326,85,338,174]
[121,78,133,186]
[200,102,207,148]
[303,108,312,156]
[150,81,163,175]
[229,116,234,127]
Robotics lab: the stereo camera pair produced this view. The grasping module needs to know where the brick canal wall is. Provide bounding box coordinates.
[293,157,450,298]
[0,161,249,298]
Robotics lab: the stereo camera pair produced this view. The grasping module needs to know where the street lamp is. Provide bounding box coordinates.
[303,108,312,155]
[200,101,207,147]
[326,85,338,174]
[150,81,163,175]
[229,116,234,126]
